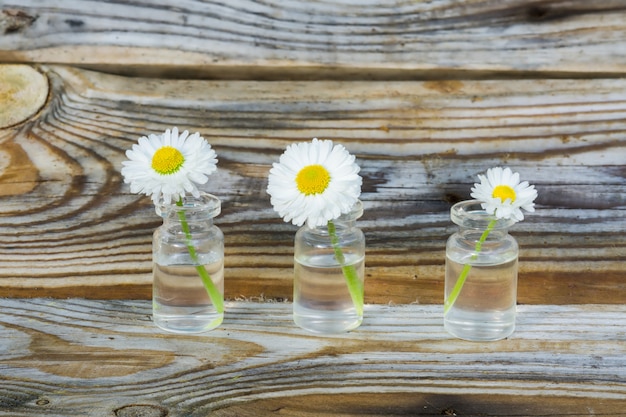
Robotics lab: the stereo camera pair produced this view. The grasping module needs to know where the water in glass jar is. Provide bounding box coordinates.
[293,254,364,334]
[153,259,224,333]
[444,256,518,341]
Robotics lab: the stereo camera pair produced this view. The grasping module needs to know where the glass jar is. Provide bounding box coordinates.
[444,200,519,341]
[152,192,224,333]
[293,200,365,334]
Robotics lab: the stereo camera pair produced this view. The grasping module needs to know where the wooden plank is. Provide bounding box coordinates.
[1,1,626,78]
[0,299,625,416]
[0,65,624,302]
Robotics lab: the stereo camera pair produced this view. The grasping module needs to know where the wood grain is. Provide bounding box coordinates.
[0,65,624,302]
[1,1,626,79]
[0,299,625,416]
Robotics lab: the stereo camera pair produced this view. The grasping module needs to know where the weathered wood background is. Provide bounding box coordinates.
[0,0,624,303]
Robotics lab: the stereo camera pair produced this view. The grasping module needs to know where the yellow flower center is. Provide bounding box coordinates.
[296,164,331,195]
[492,185,516,202]
[152,146,184,175]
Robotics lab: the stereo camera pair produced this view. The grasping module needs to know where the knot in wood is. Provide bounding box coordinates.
[0,65,48,128]
[1,9,37,34]
[114,404,168,417]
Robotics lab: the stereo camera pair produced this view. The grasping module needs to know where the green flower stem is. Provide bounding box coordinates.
[176,199,224,314]
[444,218,497,315]
[327,220,364,317]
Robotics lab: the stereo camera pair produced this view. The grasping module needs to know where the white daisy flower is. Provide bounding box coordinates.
[121,127,217,204]
[470,166,537,222]
[267,138,362,227]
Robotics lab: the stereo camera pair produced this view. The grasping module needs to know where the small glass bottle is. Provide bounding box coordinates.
[293,201,365,334]
[152,192,224,333]
[444,200,519,341]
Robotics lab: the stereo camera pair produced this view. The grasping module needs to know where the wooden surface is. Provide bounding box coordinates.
[2,0,626,79]
[0,299,624,416]
[0,64,624,302]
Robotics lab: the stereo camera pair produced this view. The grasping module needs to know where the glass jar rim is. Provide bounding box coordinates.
[155,192,221,219]
[450,199,517,229]
[336,199,363,222]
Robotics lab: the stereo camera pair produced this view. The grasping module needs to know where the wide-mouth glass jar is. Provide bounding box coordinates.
[152,192,224,333]
[293,200,365,334]
[444,200,519,341]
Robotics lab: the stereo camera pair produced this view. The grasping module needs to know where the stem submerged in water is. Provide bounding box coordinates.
[176,199,224,314]
[444,218,497,315]
[327,220,364,317]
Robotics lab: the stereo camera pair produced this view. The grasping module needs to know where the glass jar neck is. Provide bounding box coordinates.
[451,200,515,235]
[305,200,363,233]
[155,192,221,225]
